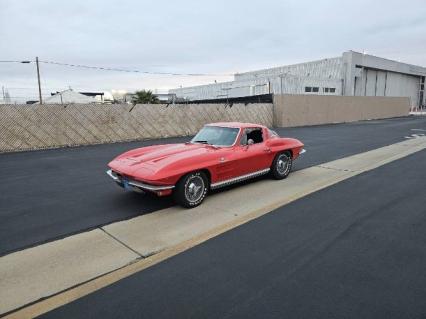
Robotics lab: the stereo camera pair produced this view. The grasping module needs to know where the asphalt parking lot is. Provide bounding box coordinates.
[40,141,426,319]
[1,116,426,318]
[1,116,426,256]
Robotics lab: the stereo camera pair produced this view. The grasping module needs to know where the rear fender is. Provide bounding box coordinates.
[266,138,304,159]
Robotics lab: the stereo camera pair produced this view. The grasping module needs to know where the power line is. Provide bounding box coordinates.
[0,60,29,63]
[1,59,233,76]
[37,60,233,77]
[2,87,66,90]
[0,60,32,63]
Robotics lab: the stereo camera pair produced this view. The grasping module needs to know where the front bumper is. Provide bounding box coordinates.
[106,169,175,193]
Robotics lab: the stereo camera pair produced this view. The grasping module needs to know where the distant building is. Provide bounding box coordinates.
[79,92,105,103]
[170,51,426,107]
[155,93,177,103]
[1,87,11,104]
[41,89,97,104]
[123,92,178,104]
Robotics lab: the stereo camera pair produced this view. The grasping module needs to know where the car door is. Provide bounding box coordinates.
[213,147,241,182]
[235,127,273,176]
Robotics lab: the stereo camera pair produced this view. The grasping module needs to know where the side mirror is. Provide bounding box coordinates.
[247,139,254,145]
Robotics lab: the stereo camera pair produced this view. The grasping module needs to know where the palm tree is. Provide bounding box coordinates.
[131,90,160,104]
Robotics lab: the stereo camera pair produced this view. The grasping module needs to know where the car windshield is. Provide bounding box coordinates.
[191,126,239,146]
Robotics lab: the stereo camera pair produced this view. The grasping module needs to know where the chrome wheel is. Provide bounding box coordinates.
[184,175,205,203]
[271,151,292,180]
[174,171,209,208]
[277,154,290,176]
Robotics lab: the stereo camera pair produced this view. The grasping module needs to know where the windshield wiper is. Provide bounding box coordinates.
[191,140,221,149]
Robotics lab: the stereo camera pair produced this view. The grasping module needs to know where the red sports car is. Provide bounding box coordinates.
[107,122,305,208]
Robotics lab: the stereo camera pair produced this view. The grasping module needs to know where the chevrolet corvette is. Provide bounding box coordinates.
[107,122,305,208]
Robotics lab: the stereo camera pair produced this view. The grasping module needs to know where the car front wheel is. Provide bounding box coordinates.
[173,171,208,208]
[271,151,292,179]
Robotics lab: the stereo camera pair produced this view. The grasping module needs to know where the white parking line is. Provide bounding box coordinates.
[405,133,426,139]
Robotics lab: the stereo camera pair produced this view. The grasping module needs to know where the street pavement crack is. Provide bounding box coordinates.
[316,165,358,173]
[99,227,144,258]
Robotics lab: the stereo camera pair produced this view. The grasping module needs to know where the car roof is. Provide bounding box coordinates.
[206,122,266,129]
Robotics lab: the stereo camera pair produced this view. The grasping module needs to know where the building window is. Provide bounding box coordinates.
[323,87,336,94]
[305,86,322,93]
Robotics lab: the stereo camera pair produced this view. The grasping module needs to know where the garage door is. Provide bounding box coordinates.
[365,69,377,96]
[385,72,419,106]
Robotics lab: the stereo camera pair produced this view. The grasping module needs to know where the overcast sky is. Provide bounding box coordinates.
[1,0,425,101]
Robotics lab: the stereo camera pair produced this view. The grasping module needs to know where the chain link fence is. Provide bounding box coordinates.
[0,103,273,153]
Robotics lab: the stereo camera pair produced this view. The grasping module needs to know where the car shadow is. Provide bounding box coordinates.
[102,188,175,218]
[208,174,270,196]
[104,163,306,220]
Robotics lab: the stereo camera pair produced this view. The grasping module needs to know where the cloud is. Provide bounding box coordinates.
[1,0,425,102]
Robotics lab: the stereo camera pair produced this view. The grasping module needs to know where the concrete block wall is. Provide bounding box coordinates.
[273,94,410,127]
[0,103,273,153]
[0,96,412,153]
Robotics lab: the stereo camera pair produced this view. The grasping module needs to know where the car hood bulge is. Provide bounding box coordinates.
[110,143,214,175]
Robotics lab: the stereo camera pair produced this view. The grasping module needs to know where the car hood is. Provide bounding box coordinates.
[109,143,216,177]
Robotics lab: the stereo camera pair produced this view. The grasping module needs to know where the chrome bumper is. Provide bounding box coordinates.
[106,169,174,192]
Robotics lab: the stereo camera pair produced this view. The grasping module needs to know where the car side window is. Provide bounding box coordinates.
[240,132,248,145]
[268,129,278,137]
[241,128,263,145]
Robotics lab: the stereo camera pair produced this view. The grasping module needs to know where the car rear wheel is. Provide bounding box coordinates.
[271,151,292,179]
[173,171,208,208]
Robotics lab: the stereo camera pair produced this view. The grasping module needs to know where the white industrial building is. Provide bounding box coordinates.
[40,89,97,104]
[170,51,426,107]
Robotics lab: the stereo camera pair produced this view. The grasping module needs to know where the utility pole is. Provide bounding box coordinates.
[36,57,42,104]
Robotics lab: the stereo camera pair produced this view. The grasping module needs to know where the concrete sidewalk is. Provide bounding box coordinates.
[1,136,426,317]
